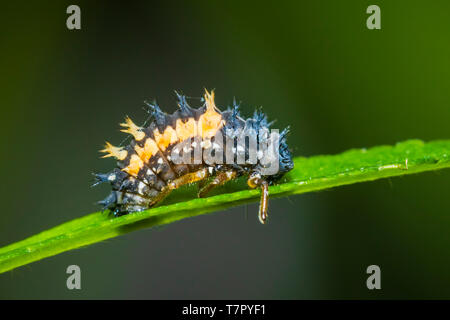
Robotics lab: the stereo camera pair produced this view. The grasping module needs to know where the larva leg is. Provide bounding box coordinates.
[197,176,209,191]
[168,168,209,189]
[198,170,237,198]
[149,168,210,206]
[258,181,269,224]
[247,176,269,224]
[148,187,173,206]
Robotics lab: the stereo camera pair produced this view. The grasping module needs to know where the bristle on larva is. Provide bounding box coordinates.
[120,117,145,141]
[100,142,127,160]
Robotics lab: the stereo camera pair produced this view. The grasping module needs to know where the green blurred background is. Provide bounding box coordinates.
[1,0,450,299]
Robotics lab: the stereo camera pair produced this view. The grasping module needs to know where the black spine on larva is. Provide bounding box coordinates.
[92,172,110,187]
[223,100,244,135]
[229,99,241,129]
[279,126,293,169]
[92,170,124,188]
[97,191,117,210]
[175,91,194,118]
[144,100,167,131]
[253,108,272,129]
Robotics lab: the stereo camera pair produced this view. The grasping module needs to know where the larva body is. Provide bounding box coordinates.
[94,90,293,223]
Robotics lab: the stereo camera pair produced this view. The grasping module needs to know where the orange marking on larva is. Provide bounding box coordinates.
[100,142,128,160]
[175,117,197,141]
[134,145,145,161]
[143,137,159,161]
[198,89,224,139]
[120,117,145,141]
[122,154,144,176]
[153,126,178,151]
[135,138,159,163]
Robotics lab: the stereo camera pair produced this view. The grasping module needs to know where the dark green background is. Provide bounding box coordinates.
[1,0,449,299]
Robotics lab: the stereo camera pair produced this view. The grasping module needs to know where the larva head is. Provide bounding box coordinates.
[258,126,294,184]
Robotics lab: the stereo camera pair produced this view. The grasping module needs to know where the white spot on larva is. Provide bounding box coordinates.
[138,182,146,194]
[157,158,164,164]
[167,155,171,161]
[108,174,116,181]
[146,169,154,176]
[191,142,197,148]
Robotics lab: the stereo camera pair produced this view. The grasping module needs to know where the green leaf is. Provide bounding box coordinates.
[1,139,449,274]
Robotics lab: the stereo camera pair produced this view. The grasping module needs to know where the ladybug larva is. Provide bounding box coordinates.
[94,90,293,224]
